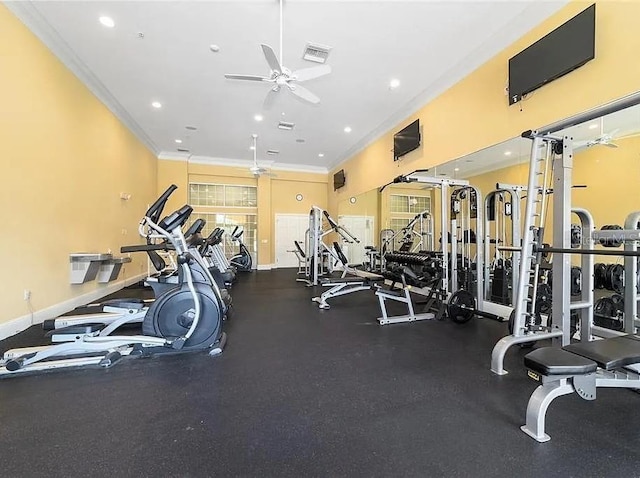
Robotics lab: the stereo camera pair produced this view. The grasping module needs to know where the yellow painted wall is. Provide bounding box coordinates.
[331,1,640,213]
[157,159,328,265]
[0,5,158,325]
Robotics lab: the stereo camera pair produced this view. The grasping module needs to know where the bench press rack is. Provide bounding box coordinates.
[376,252,441,325]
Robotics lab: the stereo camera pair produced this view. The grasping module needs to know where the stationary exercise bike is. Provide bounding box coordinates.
[229,226,253,272]
[0,201,227,376]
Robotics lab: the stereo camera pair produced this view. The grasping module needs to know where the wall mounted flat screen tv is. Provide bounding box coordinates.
[333,169,346,190]
[508,4,595,105]
[394,119,420,161]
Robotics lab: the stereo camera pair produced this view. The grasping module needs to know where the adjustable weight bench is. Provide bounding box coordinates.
[312,242,385,309]
[521,335,640,442]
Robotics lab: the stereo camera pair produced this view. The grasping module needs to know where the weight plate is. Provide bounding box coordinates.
[570,266,582,297]
[535,283,552,318]
[447,289,476,324]
[594,263,607,289]
[611,293,625,308]
[610,264,624,294]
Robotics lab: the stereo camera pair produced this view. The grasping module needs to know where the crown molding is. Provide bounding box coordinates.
[157,151,328,174]
[5,1,159,156]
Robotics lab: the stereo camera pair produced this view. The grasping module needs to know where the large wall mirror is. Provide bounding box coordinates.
[348,94,640,309]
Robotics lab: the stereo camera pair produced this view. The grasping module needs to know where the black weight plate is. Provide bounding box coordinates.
[610,264,624,294]
[448,289,475,324]
[535,283,552,317]
[604,264,615,290]
[570,266,582,297]
[611,293,625,308]
[594,263,607,289]
[594,296,624,332]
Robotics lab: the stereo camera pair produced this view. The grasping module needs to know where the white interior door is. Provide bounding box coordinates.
[338,215,375,265]
[274,214,309,268]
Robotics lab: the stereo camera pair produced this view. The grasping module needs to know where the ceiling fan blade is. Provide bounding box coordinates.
[292,65,332,82]
[224,74,269,82]
[263,87,279,110]
[287,84,320,104]
[261,44,282,75]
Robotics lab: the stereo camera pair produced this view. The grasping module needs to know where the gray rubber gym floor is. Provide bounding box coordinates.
[1,269,639,477]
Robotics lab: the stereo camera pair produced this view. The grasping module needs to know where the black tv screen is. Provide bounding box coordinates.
[333,169,345,190]
[508,4,595,105]
[394,119,420,161]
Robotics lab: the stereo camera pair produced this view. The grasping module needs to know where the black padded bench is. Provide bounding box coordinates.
[521,335,640,443]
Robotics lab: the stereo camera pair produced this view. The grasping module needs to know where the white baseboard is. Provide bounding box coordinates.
[257,264,276,270]
[0,273,147,341]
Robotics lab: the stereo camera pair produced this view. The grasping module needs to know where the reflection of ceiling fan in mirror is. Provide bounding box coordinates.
[223,0,331,109]
[575,117,640,151]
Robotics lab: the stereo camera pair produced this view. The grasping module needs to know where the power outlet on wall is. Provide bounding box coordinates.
[23,289,31,301]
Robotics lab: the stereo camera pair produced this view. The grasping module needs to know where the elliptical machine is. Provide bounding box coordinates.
[0,199,227,376]
[229,226,253,272]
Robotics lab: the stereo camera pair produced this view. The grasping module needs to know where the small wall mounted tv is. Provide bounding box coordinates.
[508,4,595,105]
[394,119,420,161]
[333,169,346,190]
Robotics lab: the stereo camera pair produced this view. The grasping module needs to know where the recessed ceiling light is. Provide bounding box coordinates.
[151,101,162,109]
[344,126,352,133]
[454,167,460,172]
[254,114,263,122]
[249,146,255,151]
[318,153,324,158]
[99,16,115,28]
[504,151,512,156]
[175,139,182,144]
[589,123,599,129]
[209,44,220,52]
[389,78,400,89]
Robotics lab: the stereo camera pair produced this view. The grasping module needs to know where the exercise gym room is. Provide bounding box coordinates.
[3,0,640,475]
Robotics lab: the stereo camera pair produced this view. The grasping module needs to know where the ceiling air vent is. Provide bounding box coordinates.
[302,42,332,64]
[185,126,197,131]
[278,121,295,131]
[177,148,190,153]
[266,150,280,155]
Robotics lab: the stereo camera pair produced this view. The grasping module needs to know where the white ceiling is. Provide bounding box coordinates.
[9,0,568,173]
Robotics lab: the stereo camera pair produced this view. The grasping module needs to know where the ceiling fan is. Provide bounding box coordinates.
[224,0,331,109]
[248,134,275,178]
[575,117,621,150]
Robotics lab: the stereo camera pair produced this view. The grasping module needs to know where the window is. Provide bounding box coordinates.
[189,212,257,259]
[389,193,431,251]
[189,183,257,208]
[188,183,258,263]
[389,194,430,214]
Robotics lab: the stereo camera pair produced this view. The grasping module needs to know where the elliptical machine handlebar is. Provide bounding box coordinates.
[146,184,178,224]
